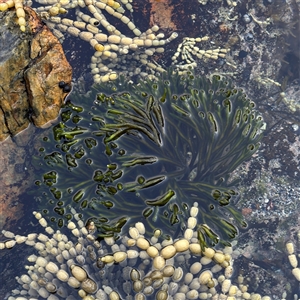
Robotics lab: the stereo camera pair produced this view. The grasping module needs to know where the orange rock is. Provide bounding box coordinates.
[242,207,253,216]
[0,7,72,141]
[149,0,177,30]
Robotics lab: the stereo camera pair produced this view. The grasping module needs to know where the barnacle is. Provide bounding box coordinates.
[0,201,273,300]
[32,70,264,248]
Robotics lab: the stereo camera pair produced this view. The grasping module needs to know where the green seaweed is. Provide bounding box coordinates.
[31,70,264,248]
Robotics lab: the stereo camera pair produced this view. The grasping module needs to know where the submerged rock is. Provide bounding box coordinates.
[0,6,72,141]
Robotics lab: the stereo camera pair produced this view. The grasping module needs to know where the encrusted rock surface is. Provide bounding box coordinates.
[0,131,33,231]
[0,6,72,141]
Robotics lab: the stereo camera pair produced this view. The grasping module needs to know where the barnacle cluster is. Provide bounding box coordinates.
[1,201,273,300]
[0,0,26,31]
[32,70,264,248]
[171,37,229,71]
[0,0,179,83]
[198,0,236,6]
[0,0,239,84]
[286,239,300,283]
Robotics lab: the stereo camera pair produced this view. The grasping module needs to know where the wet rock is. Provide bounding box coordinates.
[0,136,28,230]
[0,7,72,141]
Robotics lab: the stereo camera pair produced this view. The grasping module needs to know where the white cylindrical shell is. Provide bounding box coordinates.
[187,217,197,229]
[242,292,251,299]
[200,256,212,265]
[67,222,76,230]
[228,285,238,296]
[38,287,49,298]
[56,269,69,282]
[37,233,48,242]
[129,227,139,239]
[190,206,199,217]
[286,242,294,255]
[199,292,209,299]
[211,264,223,273]
[30,280,39,290]
[189,243,201,254]
[95,33,108,42]
[27,254,37,262]
[20,274,31,284]
[224,266,233,278]
[172,267,183,282]
[67,26,81,37]
[15,235,27,244]
[46,262,59,274]
[203,247,215,259]
[135,222,145,234]
[101,255,114,263]
[45,282,57,293]
[160,245,176,259]
[27,233,37,241]
[184,272,193,285]
[173,293,186,300]
[136,238,150,250]
[109,291,121,300]
[36,257,48,267]
[133,28,141,36]
[189,262,202,274]
[113,251,127,263]
[71,228,80,237]
[189,278,200,290]
[174,239,189,252]
[144,39,153,47]
[186,289,198,299]
[214,252,225,264]
[108,34,121,44]
[147,246,158,258]
[34,242,45,251]
[79,31,93,42]
[39,218,47,227]
[104,237,114,246]
[288,254,298,268]
[134,39,144,46]
[221,279,231,293]
[120,37,133,45]
[120,15,130,24]
[199,270,212,285]
[5,240,16,249]
[292,268,300,281]
[162,265,175,277]
[127,249,139,259]
[2,230,15,238]
[184,229,194,241]
[81,278,98,294]
[62,250,70,260]
[70,265,87,282]
[153,256,166,270]
[68,276,81,288]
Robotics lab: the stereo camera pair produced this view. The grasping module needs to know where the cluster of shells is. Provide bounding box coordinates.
[0,201,274,300]
[198,0,236,6]
[18,0,179,83]
[0,0,230,83]
[286,237,300,283]
[0,0,26,31]
[171,37,229,71]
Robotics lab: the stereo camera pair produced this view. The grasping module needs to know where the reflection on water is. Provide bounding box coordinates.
[0,0,300,298]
